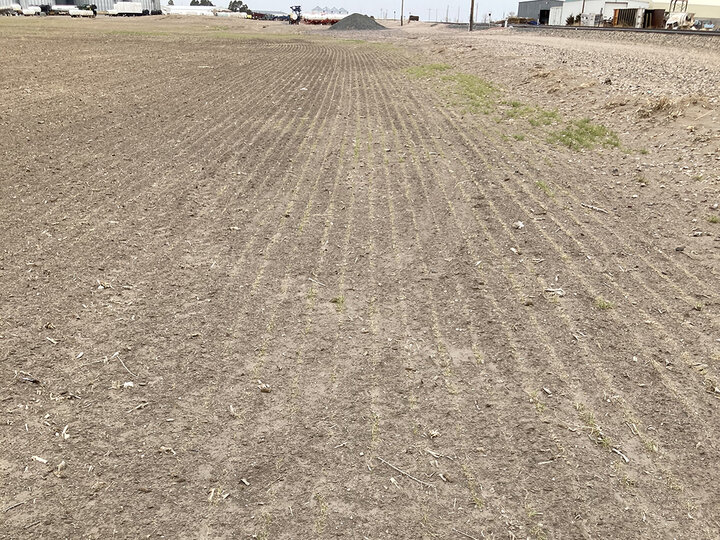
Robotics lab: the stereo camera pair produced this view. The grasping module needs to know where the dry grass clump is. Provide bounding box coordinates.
[637,96,674,118]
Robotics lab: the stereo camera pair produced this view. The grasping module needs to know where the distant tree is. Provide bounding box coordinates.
[190,0,199,4]
[167,0,173,4]
[199,0,214,5]
[228,0,249,12]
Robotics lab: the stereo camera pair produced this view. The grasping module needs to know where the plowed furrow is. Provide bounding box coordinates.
[466,114,719,336]
[3,22,719,540]
[370,65,608,537]
[391,67,717,524]
[0,42,301,251]
[423,94,720,444]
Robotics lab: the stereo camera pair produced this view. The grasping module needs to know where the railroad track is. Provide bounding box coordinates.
[508,23,720,37]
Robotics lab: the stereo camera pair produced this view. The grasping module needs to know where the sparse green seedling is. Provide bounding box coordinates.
[643,438,659,453]
[594,297,613,310]
[460,463,484,509]
[535,180,553,197]
[330,295,345,311]
[694,303,703,311]
[639,148,649,155]
[621,471,636,487]
[526,506,541,519]
[664,470,685,493]
[528,390,546,413]
[579,408,597,432]
[578,405,613,448]
[313,493,329,533]
[512,133,525,141]
[370,412,380,443]
[708,215,719,224]
[549,118,620,150]
[600,435,614,449]
[530,524,548,540]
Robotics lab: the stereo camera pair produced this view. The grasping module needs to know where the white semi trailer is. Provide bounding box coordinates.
[70,7,96,16]
[48,4,77,14]
[108,1,144,15]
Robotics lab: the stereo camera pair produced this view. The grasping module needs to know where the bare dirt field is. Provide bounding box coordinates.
[1,16,719,539]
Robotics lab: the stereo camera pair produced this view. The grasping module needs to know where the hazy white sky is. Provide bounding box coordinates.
[178,0,521,22]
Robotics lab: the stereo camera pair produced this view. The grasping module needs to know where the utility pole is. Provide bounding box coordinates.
[469,0,474,30]
[428,7,431,21]
[400,0,404,25]
[446,5,449,22]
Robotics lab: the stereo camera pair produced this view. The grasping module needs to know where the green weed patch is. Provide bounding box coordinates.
[405,63,453,78]
[549,118,619,150]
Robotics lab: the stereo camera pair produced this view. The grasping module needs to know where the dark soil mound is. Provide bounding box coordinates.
[329,13,386,31]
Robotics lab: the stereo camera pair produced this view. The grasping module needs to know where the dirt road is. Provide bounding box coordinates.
[1,17,719,539]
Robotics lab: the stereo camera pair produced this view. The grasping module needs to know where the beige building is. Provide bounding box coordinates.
[649,0,720,20]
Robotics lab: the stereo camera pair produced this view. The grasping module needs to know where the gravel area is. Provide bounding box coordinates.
[482,28,720,100]
[514,26,720,51]
[386,27,720,101]
[329,13,387,31]
[355,22,720,186]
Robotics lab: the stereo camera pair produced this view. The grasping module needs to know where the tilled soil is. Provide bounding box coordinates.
[1,16,719,539]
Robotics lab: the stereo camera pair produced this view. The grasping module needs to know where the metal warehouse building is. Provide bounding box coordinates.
[556,0,651,24]
[517,0,564,23]
[650,0,720,21]
[0,0,160,12]
[97,0,161,12]
[518,0,720,24]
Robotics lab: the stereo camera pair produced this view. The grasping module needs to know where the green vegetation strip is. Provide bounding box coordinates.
[406,64,621,151]
[405,63,453,78]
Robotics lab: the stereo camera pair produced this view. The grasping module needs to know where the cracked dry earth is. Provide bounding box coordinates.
[1,16,719,539]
